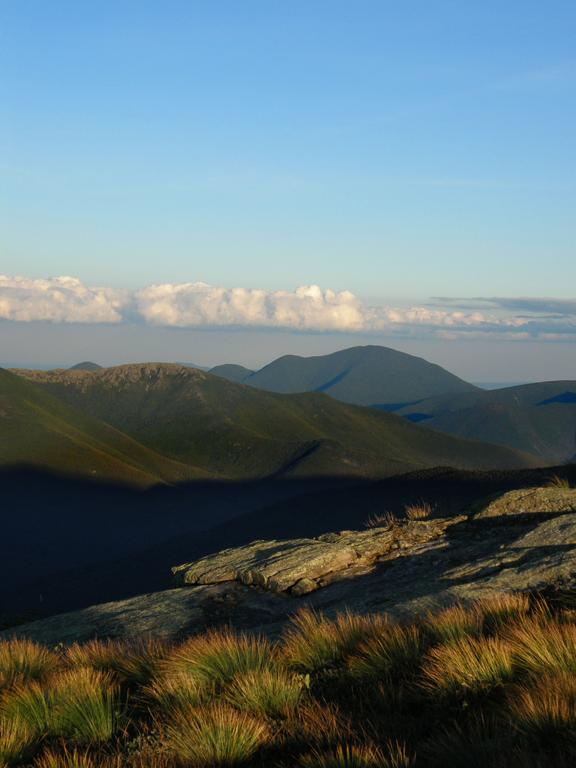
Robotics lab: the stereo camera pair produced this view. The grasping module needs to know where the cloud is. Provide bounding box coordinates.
[0,275,126,324]
[1,274,575,341]
[135,282,366,331]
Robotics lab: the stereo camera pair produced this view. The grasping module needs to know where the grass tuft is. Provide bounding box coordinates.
[0,716,37,766]
[425,603,482,643]
[162,628,274,692]
[508,672,576,743]
[145,668,207,713]
[298,743,394,767]
[282,609,389,673]
[404,502,433,521]
[0,639,58,691]
[225,667,304,719]
[66,637,167,685]
[165,703,269,766]
[507,616,576,674]
[348,623,424,681]
[421,636,514,697]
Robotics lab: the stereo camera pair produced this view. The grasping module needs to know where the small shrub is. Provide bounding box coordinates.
[165,703,269,766]
[508,672,576,744]
[404,502,433,521]
[225,668,304,719]
[67,637,167,685]
[421,636,514,697]
[348,623,424,681]
[0,716,37,766]
[508,617,576,674]
[282,609,389,673]
[0,639,58,691]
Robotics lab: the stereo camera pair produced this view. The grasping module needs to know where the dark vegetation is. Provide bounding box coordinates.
[11,363,533,485]
[2,593,576,767]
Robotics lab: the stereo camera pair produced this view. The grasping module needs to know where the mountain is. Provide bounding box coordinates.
[14,363,536,482]
[209,363,255,382]
[213,345,478,406]
[68,361,102,371]
[0,367,200,486]
[395,381,576,463]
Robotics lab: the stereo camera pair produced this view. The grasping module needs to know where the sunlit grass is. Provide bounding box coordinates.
[507,616,576,674]
[0,716,37,766]
[225,667,304,718]
[162,628,274,692]
[164,703,269,766]
[298,743,393,767]
[508,672,576,743]
[66,637,168,685]
[0,639,58,691]
[421,636,514,697]
[348,623,424,681]
[282,609,389,672]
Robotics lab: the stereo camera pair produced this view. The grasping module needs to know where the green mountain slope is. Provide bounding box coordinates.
[233,345,477,405]
[395,381,576,463]
[0,368,203,486]
[209,363,255,382]
[15,363,539,480]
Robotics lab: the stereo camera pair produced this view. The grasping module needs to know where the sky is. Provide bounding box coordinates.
[1,1,575,379]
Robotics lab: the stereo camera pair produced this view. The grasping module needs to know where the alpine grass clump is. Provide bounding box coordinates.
[2,593,576,765]
[348,623,424,682]
[0,717,37,766]
[164,703,269,766]
[404,502,433,521]
[66,637,168,685]
[282,609,389,672]
[507,672,576,744]
[421,636,514,697]
[162,628,274,691]
[0,640,58,691]
[507,616,576,674]
[225,667,304,719]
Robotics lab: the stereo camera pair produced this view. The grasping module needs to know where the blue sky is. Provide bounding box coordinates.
[1,1,575,377]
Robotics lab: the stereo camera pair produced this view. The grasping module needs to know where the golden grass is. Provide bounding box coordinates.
[282,609,389,672]
[404,502,433,521]
[3,594,576,765]
[66,637,167,685]
[225,667,304,718]
[164,703,269,766]
[508,672,576,741]
[507,616,576,674]
[365,511,398,529]
[0,639,58,691]
[144,668,207,713]
[421,635,514,696]
[298,743,392,767]
[425,603,482,643]
[162,628,274,692]
[348,623,424,681]
[546,474,571,489]
[0,716,36,766]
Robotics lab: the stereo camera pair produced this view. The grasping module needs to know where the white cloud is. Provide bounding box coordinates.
[135,282,366,332]
[0,274,575,340]
[0,275,125,324]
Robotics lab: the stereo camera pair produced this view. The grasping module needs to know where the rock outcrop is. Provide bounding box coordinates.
[4,487,576,645]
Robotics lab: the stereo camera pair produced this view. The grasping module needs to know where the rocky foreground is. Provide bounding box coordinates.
[4,486,576,645]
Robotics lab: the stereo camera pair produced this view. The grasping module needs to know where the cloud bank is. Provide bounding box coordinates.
[1,275,575,340]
